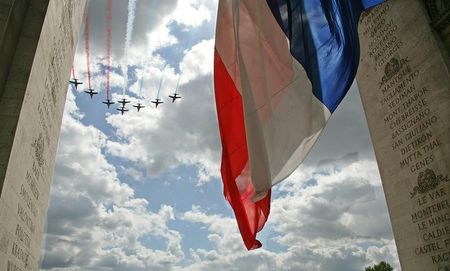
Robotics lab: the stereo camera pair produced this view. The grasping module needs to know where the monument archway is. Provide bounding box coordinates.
[0,0,448,270]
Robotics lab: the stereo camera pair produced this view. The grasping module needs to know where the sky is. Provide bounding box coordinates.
[39,0,400,270]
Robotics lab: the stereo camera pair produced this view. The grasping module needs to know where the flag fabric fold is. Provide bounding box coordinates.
[214,0,384,249]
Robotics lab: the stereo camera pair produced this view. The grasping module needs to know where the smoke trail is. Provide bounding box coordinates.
[138,76,144,101]
[174,73,181,94]
[84,6,92,89]
[106,0,112,99]
[71,65,76,79]
[122,0,139,95]
[125,0,138,54]
[174,15,198,95]
[156,65,167,99]
[137,0,158,99]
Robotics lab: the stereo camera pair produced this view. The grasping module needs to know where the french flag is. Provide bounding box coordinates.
[214,0,385,249]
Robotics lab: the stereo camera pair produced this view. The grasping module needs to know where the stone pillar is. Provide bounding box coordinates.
[0,0,86,270]
[357,0,450,270]
[423,0,450,55]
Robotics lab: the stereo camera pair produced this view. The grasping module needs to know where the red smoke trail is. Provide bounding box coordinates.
[84,6,92,90]
[106,0,112,99]
[71,65,75,78]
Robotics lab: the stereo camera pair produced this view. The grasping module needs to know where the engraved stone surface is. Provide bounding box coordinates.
[357,0,450,270]
[0,0,86,270]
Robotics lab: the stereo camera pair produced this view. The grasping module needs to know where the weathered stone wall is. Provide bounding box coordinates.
[357,0,450,270]
[423,0,450,55]
[0,0,38,189]
[0,0,86,270]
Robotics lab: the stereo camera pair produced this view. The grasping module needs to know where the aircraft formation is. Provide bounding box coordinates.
[69,77,182,115]
[70,0,184,116]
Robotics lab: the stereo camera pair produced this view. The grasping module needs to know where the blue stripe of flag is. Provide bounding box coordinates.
[266,0,384,112]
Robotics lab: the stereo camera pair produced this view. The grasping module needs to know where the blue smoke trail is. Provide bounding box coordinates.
[174,73,181,94]
[156,65,167,99]
[122,0,138,96]
[138,76,144,101]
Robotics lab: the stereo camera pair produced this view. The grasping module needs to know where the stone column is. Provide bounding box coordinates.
[357,0,450,270]
[423,0,450,55]
[0,0,86,270]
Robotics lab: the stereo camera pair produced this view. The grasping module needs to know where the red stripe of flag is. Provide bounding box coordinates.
[214,49,271,250]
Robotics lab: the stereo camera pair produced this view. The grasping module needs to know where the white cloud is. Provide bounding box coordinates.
[103,38,220,184]
[171,0,212,28]
[271,159,392,245]
[180,39,215,83]
[176,158,400,271]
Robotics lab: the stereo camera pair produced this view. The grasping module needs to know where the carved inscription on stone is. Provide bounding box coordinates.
[411,169,450,267]
[4,95,53,270]
[358,1,450,270]
[7,261,24,271]
[0,0,87,270]
[10,242,29,269]
[376,54,442,174]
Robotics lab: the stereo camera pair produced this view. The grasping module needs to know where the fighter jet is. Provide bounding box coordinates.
[69,78,83,89]
[117,98,130,106]
[133,103,145,112]
[84,88,98,99]
[151,98,163,108]
[116,106,129,115]
[102,99,115,108]
[168,93,181,103]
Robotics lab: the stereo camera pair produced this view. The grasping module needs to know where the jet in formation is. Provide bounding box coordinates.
[133,103,145,112]
[69,78,83,89]
[102,99,115,108]
[117,106,129,115]
[168,93,181,103]
[84,88,98,99]
[151,98,163,108]
[118,98,130,107]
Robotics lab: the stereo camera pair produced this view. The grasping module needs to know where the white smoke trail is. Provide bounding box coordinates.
[138,0,158,99]
[122,0,138,96]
